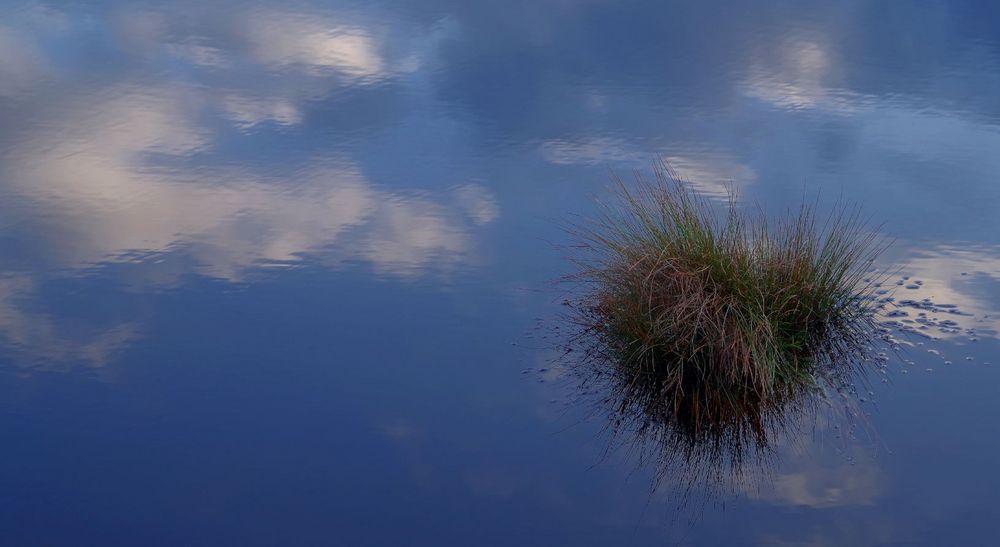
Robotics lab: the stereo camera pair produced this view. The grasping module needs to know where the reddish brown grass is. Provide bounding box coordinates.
[569,163,886,425]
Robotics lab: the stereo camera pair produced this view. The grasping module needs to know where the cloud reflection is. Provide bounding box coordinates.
[0,277,141,368]
[243,11,387,79]
[5,84,495,281]
[753,446,883,508]
[0,2,497,365]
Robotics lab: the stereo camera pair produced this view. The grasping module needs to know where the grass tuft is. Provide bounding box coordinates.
[568,162,887,434]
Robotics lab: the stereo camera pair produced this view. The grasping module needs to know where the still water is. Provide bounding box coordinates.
[1,1,999,544]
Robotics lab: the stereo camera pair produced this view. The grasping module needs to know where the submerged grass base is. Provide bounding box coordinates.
[570,164,885,431]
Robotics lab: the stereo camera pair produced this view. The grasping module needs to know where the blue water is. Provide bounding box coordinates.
[1,1,1000,544]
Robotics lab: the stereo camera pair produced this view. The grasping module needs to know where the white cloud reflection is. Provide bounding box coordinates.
[243,11,387,79]
[540,137,755,198]
[891,245,1000,339]
[0,277,141,368]
[4,84,496,281]
[754,451,883,509]
[0,3,494,365]
[220,95,303,129]
[105,3,439,133]
[741,37,864,113]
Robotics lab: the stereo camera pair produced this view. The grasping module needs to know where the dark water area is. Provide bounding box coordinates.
[1,1,1000,544]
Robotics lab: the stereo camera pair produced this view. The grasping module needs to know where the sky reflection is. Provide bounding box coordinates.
[0,2,498,366]
[1,0,1000,545]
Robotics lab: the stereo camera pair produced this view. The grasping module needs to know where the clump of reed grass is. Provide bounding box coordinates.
[569,164,885,428]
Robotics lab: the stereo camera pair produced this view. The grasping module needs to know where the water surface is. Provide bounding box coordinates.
[1,1,1000,545]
